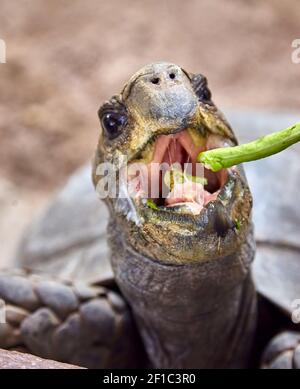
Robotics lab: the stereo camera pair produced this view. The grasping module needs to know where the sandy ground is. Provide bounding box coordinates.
[0,0,299,264]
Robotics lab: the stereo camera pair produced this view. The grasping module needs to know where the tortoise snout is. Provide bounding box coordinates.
[124,62,198,124]
[148,66,184,87]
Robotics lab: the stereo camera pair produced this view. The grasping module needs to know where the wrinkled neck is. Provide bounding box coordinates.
[109,221,257,368]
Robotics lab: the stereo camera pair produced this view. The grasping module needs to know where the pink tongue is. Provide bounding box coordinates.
[166,181,220,214]
[166,181,204,206]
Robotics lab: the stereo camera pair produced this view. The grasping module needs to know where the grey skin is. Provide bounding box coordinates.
[109,224,256,368]
[0,63,300,369]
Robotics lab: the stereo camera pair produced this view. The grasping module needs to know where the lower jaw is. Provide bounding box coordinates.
[133,166,240,221]
[114,165,253,264]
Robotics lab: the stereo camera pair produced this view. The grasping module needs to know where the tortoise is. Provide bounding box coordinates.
[0,62,300,369]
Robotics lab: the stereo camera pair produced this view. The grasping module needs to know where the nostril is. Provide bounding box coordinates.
[151,77,160,85]
[169,73,176,79]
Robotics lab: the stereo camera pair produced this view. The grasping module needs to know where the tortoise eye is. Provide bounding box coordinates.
[199,86,211,101]
[190,74,212,104]
[101,112,127,140]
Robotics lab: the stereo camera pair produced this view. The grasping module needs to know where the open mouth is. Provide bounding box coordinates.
[126,128,232,215]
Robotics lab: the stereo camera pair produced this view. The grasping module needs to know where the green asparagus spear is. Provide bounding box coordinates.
[197,122,300,172]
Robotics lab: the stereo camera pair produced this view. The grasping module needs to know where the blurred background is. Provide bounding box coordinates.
[0,0,299,264]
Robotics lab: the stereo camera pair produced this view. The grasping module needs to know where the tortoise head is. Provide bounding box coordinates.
[93,62,252,264]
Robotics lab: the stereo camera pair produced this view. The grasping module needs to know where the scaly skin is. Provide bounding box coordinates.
[93,62,256,368]
[0,270,143,368]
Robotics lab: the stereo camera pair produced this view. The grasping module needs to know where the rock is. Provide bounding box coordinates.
[35,281,78,319]
[0,349,83,369]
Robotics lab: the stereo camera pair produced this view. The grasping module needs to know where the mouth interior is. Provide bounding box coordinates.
[127,129,228,215]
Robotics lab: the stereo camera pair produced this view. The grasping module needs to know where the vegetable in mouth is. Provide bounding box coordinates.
[198,122,300,172]
[127,129,228,215]
[164,167,208,190]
